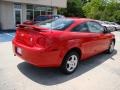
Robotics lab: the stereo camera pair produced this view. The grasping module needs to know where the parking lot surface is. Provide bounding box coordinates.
[0,31,120,90]
[0,32,15,42]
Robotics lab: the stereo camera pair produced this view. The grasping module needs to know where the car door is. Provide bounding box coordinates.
[71,22,101,60]
[86,21,111,54]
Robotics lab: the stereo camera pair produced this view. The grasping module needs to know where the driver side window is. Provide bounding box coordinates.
[87,21,104,33]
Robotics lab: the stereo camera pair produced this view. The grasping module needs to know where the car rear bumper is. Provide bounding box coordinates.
[12,40,62,67]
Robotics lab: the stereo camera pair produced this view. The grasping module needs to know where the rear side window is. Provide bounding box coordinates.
[72,23,89,32]
[87,21,104,33]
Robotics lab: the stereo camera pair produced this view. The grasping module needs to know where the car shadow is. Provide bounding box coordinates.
[17,50,117,86]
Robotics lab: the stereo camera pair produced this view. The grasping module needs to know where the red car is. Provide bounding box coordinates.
[12,18,115,74]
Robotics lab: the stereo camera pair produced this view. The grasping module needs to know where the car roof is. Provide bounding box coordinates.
[36,15,63,17]
[65,18,94,24]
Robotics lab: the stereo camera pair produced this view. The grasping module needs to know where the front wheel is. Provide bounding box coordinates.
[107,41,115,54]
[60,51,79,74]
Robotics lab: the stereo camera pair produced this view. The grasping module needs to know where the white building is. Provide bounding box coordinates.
[0,0,67,30]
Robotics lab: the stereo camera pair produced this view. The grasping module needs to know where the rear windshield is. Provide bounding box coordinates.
[35,18,74,30]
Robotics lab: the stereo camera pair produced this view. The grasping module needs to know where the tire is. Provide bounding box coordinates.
[115,27,117,31]
[60,51,80,74]
[107,41,115,54]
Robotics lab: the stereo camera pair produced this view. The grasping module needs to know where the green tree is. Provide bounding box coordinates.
[82,0,106,19]
[113,10,120,23]
[58,0,85,17]
[80,0,91,5]
[83,0,120,23]
[101,1,120,23]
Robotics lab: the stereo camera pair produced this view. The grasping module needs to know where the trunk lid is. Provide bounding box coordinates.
[15,24,50,47]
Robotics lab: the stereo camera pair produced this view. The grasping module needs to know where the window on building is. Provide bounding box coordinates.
[27,10,33,20]
[46,12,53,15]
[26,5,53,20]
[27,5,34,10]
[34,11,40,19]
[14,3,22,9]
[46,7,53,15]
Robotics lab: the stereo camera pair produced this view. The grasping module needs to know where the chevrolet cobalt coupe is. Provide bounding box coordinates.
[12,18,115,74]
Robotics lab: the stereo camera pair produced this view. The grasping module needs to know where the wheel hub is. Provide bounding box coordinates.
[110,42,114,52]
[66,55,78,72]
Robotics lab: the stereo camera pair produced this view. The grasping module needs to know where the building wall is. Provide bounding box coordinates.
[0,1,15,30]
[22,4,27,23]
[0,0,67,30]
[1,0,67,8]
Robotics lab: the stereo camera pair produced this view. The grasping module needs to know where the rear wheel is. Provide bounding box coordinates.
[107,41,115,54]
[60,51,80,74]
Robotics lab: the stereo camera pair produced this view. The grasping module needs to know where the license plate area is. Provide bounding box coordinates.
[16,47,22,55]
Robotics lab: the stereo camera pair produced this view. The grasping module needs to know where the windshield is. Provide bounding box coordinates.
[95,20,105,24]
[35,18,73,30]
[103,21,111,24]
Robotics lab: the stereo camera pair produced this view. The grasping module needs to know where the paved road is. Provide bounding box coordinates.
[0,32,120,90]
